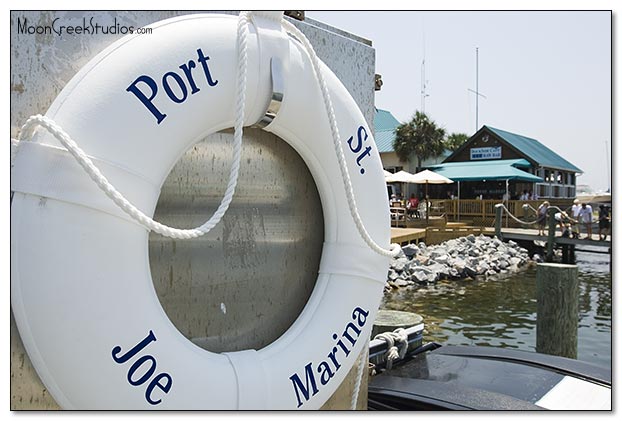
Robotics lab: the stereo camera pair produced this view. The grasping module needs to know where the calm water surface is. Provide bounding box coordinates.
[381,247,612,369]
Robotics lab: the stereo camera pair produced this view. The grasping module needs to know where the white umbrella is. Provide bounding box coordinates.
[410,169,454,224]
[409,169,454,185]
[385,170,417,205]
[385,170,416,183]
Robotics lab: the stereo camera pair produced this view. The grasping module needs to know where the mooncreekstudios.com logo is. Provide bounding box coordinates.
[16,16,153,36]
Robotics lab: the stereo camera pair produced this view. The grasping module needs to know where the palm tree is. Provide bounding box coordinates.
[445,132,469,151]
[393,111,446,171]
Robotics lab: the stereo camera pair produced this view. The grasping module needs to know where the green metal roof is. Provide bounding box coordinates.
[375,130,396,153]
[374,109,401,153]
[486,126,582,173]
[374,108,401,131]
[428,159,543,182]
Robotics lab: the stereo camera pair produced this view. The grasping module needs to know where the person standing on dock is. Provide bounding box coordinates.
[598,204,610,241]
[537,201,550,236]
[571,199,582,239]
[578,202,594,240]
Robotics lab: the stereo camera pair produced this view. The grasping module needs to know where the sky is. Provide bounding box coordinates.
[306,10,612,193]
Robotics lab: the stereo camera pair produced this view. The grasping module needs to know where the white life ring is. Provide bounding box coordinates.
[11,13,390,410]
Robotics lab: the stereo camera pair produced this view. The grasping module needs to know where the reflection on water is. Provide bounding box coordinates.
[382,249,611,369]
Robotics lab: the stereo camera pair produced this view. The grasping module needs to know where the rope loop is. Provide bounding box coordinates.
[497,203,542,226]
[373,328,409,370]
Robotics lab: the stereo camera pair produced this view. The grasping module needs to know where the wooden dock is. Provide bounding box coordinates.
[390,224,610,261]
[390,228,426,245]
[389,205,611,263]
[493,205,611,263]
[487,227,611,248]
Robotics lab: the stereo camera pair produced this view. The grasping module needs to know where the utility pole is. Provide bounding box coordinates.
[468,47,486,131]
[605,140,610,192]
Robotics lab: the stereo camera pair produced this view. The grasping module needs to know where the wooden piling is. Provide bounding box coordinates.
[495,204,503,239]
[536,263,579,359]
[546,208,557,262]
[372,310,423,339]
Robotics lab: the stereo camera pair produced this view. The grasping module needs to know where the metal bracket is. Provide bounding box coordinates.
[254,57,284,129]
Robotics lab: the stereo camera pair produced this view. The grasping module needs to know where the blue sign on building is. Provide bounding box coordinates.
[470,146,502,160]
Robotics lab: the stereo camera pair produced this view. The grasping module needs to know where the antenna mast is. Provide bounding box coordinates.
[468,47,486,131]
[421,60,429,112]
[421,31,429,113]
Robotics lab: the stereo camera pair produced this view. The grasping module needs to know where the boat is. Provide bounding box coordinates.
[367,325,612,410]
[577,193,611,204]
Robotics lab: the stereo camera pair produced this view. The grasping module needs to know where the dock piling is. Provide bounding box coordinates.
[494,204,503,239]
[536,263,578,359]
[545,208,557,262]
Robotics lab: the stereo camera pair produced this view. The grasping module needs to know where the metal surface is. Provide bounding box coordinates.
[254,58,284,129]
[149,128,323,353]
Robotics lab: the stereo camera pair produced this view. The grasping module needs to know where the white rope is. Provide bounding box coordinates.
[350,347,368,410]
[498,203,582,227]
[281,19,401,259]
[497,204,541,225]
[373,328,408,370]
[14,12,252,240]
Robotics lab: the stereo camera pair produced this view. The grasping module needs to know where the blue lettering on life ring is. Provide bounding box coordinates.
[346,126,373,174]
[288,307,369,408]
[112,330,173,406]
[126,48,218,125]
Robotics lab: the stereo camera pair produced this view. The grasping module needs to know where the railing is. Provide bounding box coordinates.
[535,183,576,199]
[430,198,575,227]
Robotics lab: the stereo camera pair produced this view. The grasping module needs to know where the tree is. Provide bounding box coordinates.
[393,111,446,171]
[445,132,469,151]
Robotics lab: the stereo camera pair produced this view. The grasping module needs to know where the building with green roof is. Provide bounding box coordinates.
[441,125,582,199]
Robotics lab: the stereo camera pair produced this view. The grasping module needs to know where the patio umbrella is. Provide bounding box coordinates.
[410,169,454,224]
[385,170,416,183]
[385,170,417,203]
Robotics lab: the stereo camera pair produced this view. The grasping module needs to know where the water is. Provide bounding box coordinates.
[381,248,612,370]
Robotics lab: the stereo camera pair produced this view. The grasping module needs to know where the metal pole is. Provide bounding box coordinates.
[505,179,509,228]
[475,47,479,130]
[468,47,485,132]
[605,140,610,192]
[421,59,426,113]
[425,182,429,225]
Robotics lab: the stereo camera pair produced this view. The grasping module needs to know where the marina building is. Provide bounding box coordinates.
[433,126,582,200]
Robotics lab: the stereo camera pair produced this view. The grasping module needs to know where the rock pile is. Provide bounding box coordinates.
[387,234,535,289]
